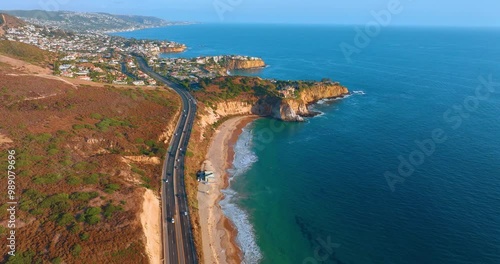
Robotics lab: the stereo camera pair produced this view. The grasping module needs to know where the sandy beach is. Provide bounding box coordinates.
[198,115,258,264]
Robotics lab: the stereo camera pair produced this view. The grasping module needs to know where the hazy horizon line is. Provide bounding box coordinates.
[2,9,499,29]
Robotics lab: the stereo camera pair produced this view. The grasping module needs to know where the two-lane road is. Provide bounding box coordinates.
[135,56,198,264]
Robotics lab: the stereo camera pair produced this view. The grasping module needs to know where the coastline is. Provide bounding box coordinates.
[106,22,196,34]
[198,115,259,264]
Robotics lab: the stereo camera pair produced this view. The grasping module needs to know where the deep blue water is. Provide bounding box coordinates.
[116,25,500,264]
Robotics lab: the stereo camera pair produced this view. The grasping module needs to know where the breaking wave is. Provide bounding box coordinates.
[221,125,263,263]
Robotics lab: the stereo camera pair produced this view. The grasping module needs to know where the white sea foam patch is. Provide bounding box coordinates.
[228,126,258,178]
[352,90,366,95]
[221,125,262,263]
[317,99,327,105]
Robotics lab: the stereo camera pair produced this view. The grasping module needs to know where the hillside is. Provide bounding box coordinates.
[0,40,54,67]
[2,10,187,33]
[1,13,26,36]
[0,13,26,29]
[0,54,180,263]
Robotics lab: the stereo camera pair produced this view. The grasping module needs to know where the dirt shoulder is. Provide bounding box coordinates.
[141,189,161,264]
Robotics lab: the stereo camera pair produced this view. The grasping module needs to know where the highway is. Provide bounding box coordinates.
[135,56,198,264]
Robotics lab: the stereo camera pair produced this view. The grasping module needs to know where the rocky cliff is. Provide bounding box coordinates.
[280,83,349,121]
[199,101,254,129]
[252,83,348,121]
[198,83,349,130]
[224,58,266,70]
[160,45,186,53]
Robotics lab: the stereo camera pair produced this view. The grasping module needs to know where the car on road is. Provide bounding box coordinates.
[170,217,175,224]
[163,178,168,183]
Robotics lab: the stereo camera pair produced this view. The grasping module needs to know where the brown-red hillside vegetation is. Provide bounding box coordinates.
[0,56,180,263]
[0,13,26,29]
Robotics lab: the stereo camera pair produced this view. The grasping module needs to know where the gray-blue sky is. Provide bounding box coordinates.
[2,0,498,26]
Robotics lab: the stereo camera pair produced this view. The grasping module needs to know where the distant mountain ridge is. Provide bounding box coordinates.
[1,10,189,33]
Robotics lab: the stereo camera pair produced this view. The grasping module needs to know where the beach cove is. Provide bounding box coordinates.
[197,116,258,263]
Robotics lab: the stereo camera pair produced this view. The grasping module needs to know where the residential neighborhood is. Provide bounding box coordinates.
[1,17,267,88]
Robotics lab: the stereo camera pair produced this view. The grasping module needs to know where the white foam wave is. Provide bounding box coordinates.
[221,125,262,263]
[352,90,366,95]
[316,99,327,105]
[227,127,258,179]
[220,189,262,264]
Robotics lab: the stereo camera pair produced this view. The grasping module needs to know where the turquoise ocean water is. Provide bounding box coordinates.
[115,25,500,264]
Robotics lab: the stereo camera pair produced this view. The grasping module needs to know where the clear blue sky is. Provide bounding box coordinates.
[2,0,498,27]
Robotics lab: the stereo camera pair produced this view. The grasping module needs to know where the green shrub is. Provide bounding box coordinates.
[61,158,73,166]
[85,207,101,215]
[72,124,85,130]
[0,226,7,235]
[57,213,75,226]
[66,176,82,185]
[80,232,90,241]
[85,215,101,225]
[24,189,45,201]
[95,117,131,132]
[51,257,62,264]
[47,148,59,155]
[131,166,145,176]
[104,183,120,194]
[5,250,35,263]
[70,223,81,233]
[103,203,123,219]
[34,173,63,184]
[69,192,99,201]
[90,113,102,119]
[71,244,82,256]
[83,173,99,184]
[33,133,52,143]
[73,162,89,171]
[40,193,70,209]
[76,214,85,223]
[83,207,102,225]
[30,208,44,215]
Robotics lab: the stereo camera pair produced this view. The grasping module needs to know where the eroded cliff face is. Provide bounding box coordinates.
[160,46,186,53]
[257,83,349,121]
[197,83,349,131]
[198,101,254,132]
[280,84,350,121]
[224,59,266,70]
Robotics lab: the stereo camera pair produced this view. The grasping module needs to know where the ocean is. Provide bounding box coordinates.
[115,24,500,264]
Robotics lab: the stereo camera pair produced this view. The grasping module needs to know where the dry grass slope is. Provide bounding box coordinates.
[0,57,181,263]
[0,40,54,67]
[0,13,26,29]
